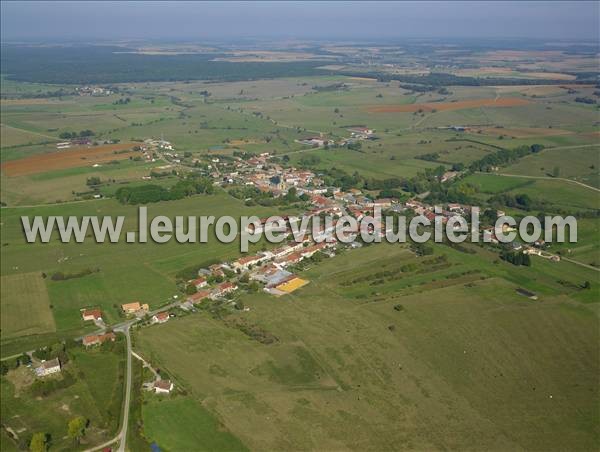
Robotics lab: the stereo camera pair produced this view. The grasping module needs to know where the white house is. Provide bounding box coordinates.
[35,358,61,377]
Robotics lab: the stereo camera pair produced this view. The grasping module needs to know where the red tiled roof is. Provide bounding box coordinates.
[82,309,102,319]
[154,379,172,390]
[155,312,169,321]
[188,290,211,302]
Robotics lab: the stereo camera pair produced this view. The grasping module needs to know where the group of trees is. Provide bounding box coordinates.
[86,176,102,187]
[489,192,541,211]
[1,45,326,84]
[115,175,214,204]
[500,249,532,266]
[113,97,131,105]
[469,144,545,172]
[58,129,95,140]
[227,185,308,207]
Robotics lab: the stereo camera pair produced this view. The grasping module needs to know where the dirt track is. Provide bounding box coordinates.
[366,97,531,113]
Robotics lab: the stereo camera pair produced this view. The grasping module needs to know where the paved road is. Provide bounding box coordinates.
[116,325,132,452]
[81,301,182,451]
[83,325,132,452]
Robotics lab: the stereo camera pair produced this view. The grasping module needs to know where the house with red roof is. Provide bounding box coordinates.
[187,290,211,304]
[191,277,207,289]
[81,308,103,322]
[152,312,170,324]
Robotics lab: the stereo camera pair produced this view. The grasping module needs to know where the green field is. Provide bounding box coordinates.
[0,192,292,353]
[503,144,600,188]
[142,396,247,451]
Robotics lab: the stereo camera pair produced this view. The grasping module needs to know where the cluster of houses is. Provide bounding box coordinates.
[139,138,175,162]
[296,126,375,148]
[76,85,112,96]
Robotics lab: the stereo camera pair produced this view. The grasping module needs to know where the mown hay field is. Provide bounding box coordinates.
[0,272,56,339]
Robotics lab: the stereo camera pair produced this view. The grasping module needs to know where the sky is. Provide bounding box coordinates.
[1,1,599,41]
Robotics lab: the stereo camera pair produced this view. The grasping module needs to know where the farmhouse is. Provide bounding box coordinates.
[187,290,211,304]
[82,332,116,347]
[35,358,61,377]
[81,308,103,322]
[299,136,332,147]
[152,312,170,324]
[211,282,238,299]
[121,302,149,314]
[441,171,459,183]
[373,198,394,208]
[191,277,207,289]
[348,127,374,138]
[276,251,303,267]
[232,254,267,271]
[209,264,225,277]
[300,242,327,258]
[153,379,174,394]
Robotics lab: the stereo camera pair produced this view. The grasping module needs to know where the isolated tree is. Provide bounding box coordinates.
[67,417,87,444]
[29,432,48,452]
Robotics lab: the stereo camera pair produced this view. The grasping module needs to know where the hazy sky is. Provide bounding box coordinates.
[1,1,598,41]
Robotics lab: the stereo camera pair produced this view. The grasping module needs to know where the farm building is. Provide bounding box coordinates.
[154,379,174,394]
[516,288,538,300]
[267,275,309,294]
[348,127,374,138]
[121,302,149,314]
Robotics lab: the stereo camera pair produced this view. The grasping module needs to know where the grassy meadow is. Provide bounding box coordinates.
[135,243,599,450]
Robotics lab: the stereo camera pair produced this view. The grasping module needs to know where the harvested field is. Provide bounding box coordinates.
[455,67,576,80]
[1,142,138,176]
[366,97,531,113]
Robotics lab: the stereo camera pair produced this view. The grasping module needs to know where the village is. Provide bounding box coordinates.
[21,125,562,449]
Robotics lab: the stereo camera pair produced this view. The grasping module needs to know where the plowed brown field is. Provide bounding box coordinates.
[366,97,531,113]
[1,142,138,176]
